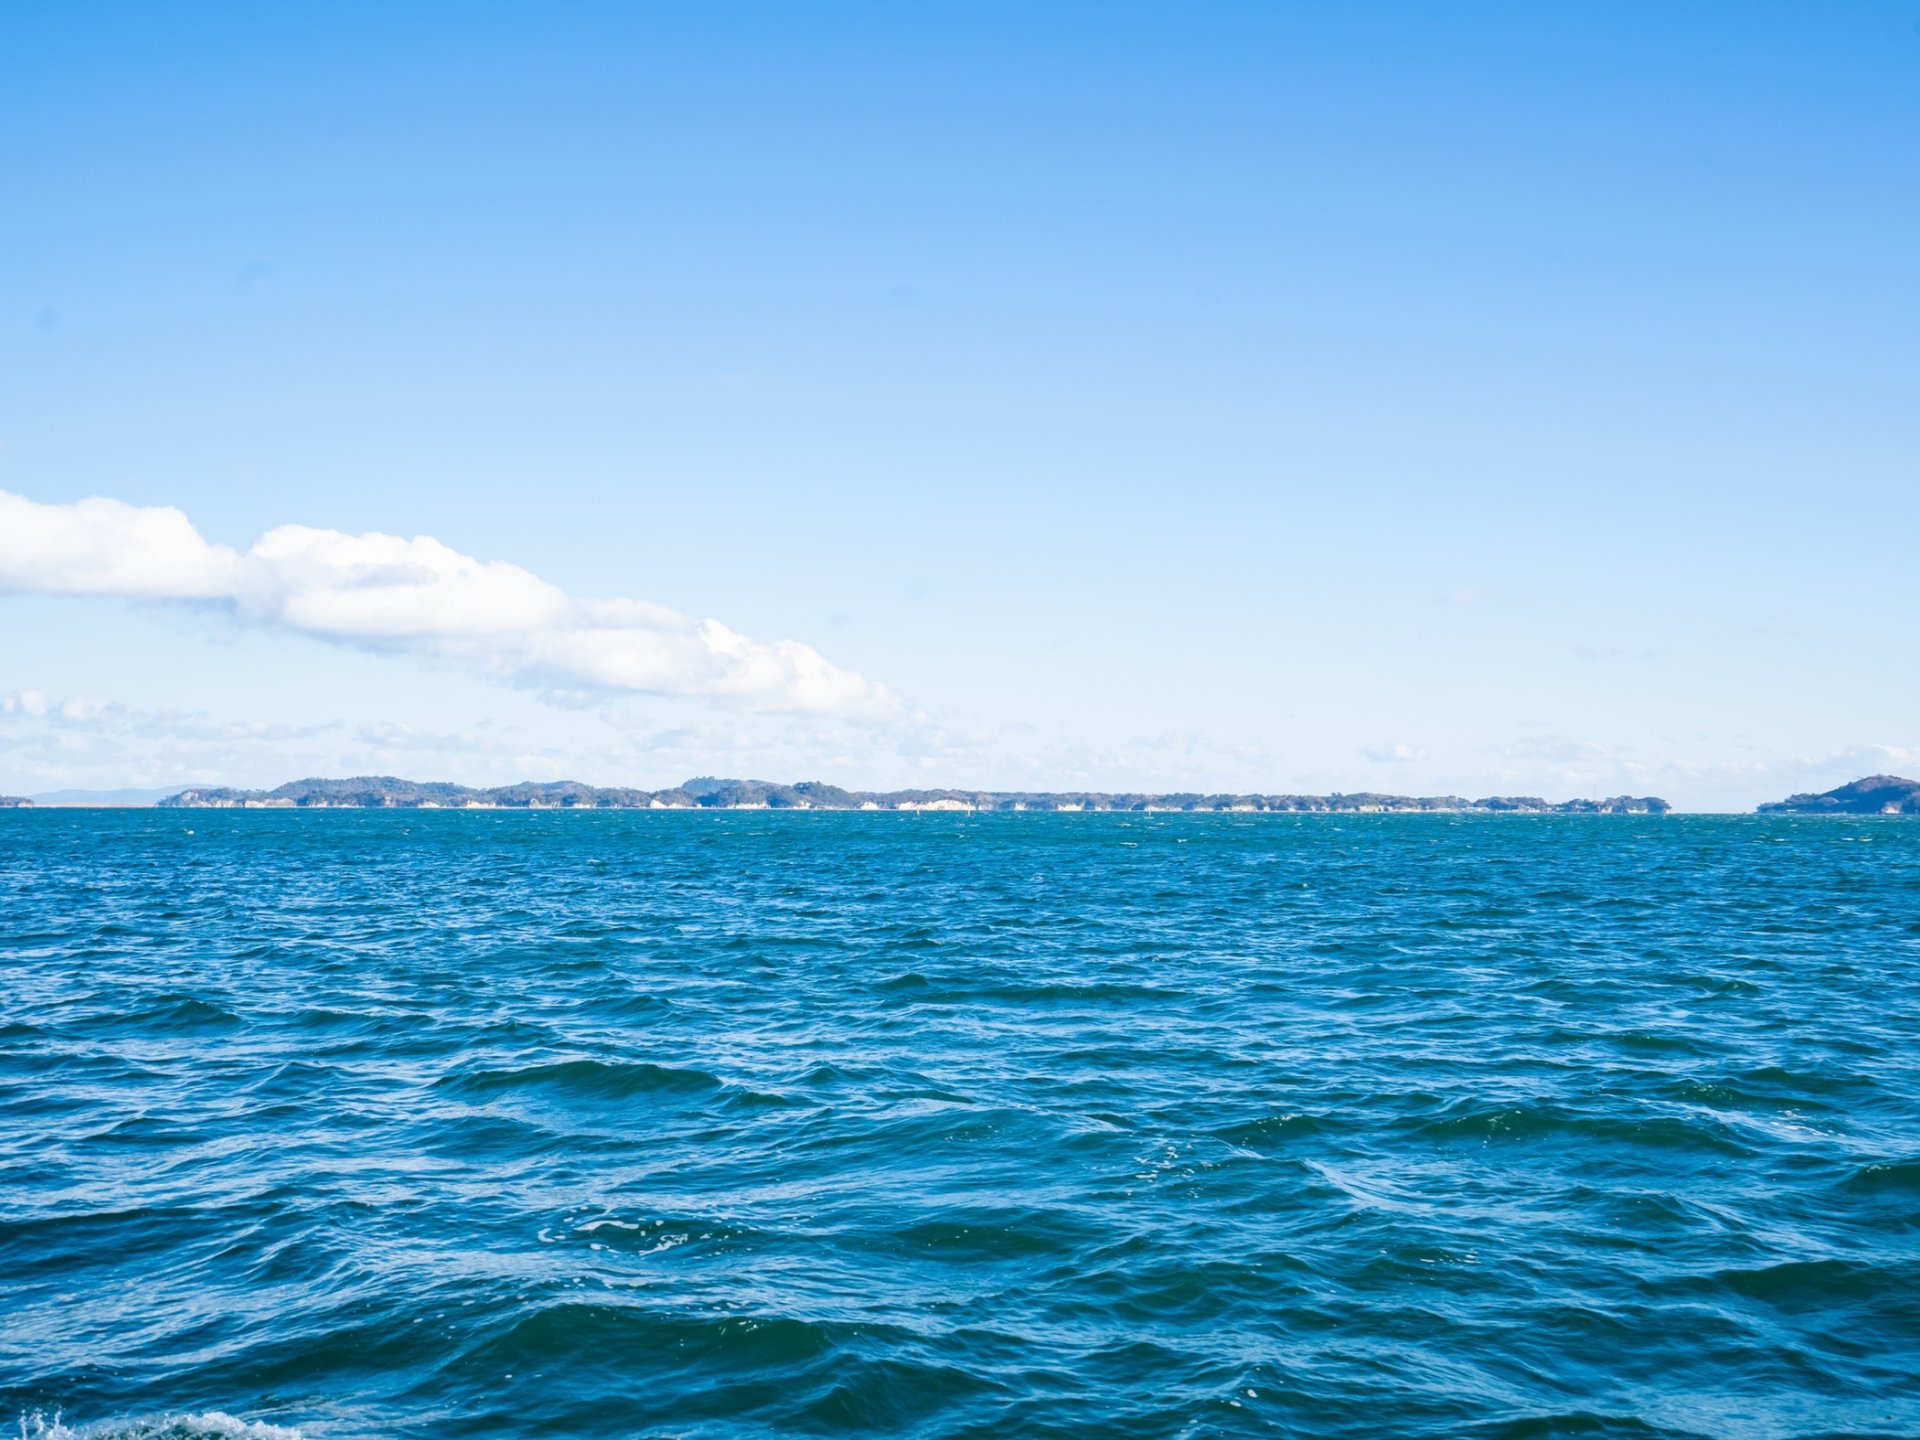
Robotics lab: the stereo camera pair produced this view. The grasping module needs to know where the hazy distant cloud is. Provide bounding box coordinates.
[1,688,334,746]
[1363,742,1426,763]
[1491,734,1615,764]
[1775,742,1919,781]
[0,685,959,794]
[0,687,351,792]
[1,689,122,724]
[0,490,904,720]
[1858,743,1918,769]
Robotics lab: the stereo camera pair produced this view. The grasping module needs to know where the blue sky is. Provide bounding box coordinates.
[2,2,1916,809]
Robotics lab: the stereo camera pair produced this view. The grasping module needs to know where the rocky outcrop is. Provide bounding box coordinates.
[1757,775,1920,815]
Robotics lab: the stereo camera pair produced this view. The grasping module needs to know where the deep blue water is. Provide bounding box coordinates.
[3,811,1919,1440]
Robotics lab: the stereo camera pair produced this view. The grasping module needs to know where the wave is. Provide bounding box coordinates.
[1214,1111,1328,1146]
[1409,1100,1756,1154]
[453,1300,849,1371]
[1708,1255,1920,1307]
[875,976,1185,1006]
[1842,1157,1920,1193]
[559,1211,760,1253]
[1472,1413,1685,1439]
[434,1057,724,1101]
[75,997,242,1033]
[884,1206,1092,1259]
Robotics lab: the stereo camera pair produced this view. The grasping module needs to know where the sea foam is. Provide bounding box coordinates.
[19,1414,301,1440]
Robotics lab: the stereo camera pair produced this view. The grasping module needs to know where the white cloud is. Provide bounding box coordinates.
[0,490,904,720]
[0,492,242,598]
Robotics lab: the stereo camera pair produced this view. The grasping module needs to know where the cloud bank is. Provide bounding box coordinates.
[0,491,903,719]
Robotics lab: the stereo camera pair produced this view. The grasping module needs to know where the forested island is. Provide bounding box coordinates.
[154,775,1671,814]
[1757,775,1920,815]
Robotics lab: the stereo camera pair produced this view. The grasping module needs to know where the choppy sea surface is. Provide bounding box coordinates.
[4,811,1918,1440]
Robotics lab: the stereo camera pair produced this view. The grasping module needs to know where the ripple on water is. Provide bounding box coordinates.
[2,809,1918,1440]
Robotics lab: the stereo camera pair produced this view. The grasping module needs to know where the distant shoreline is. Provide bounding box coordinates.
[7,773,1912,815]
[3,774,1672,815]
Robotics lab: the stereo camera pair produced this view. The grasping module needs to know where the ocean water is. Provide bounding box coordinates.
[3,811,1918,1440]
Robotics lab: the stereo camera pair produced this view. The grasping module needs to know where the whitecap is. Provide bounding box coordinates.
[18,1412,302,1440]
